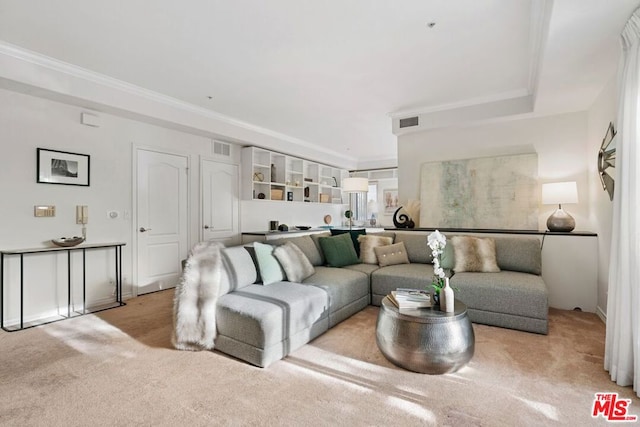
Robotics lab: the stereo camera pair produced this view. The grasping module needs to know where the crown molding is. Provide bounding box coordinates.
[0,41,357,165]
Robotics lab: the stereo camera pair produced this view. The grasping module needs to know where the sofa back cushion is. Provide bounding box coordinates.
[394,232,432,264]
[220,246,258,294]
[494,236,542,275]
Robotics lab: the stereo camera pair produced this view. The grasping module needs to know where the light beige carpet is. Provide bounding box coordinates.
[0,290,637,426]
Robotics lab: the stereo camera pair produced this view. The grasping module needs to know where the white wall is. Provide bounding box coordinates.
[397,112,591,231]
[587,76,618,319]
[0,87,346,324]
[0,88,238,323]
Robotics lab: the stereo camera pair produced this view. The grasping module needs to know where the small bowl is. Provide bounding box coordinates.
[295,226,311,230]
[52,237,85,247]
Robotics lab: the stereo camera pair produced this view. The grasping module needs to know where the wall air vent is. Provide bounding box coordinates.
[213,141,231,156]
[399,116,419,128]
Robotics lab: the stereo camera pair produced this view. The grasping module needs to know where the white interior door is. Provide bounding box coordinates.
[136,149,188,294]
[201,159,239,241]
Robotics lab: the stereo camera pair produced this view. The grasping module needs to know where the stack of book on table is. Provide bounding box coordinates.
[388,288,432,310]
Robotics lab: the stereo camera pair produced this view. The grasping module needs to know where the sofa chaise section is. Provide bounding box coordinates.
[214,246,329,368]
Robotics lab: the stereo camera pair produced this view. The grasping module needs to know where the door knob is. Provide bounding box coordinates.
[204,225,210,229]
[139,227,152,233]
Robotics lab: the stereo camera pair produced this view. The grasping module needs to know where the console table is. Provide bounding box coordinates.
[1,242,126,331]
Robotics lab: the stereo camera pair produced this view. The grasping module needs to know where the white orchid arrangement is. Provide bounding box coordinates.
[427,230,447,294]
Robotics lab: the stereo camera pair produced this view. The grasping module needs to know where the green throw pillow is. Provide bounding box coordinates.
[319,233,360,267]
[253,242,285,285]
[330,228,366,256]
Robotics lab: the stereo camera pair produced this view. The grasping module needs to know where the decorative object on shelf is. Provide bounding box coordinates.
[332,177,338,187]
[271,164,276,182]
[257,192,266,199]
[269,220,279,231]
[404,200,421,227]
[271,188,284,200]
[598,121,616,201]
[427,230,447,302]
[287,191,293,201]
[253,171,264,182]
[323,214,332,225]
[277,224,289,232]
[442,277,455,313]
[304,178,313,182]
[304,186,310,198]
[344,210,353,228]
[51,236,85,247]
[37,148,90,186]
[295,226,311,230]
[392,207,415,228]
[542,182,578,232]
[342,177,369,230]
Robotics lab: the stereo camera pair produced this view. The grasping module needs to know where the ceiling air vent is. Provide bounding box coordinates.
[213,141,231,156]
[399,116,419,128]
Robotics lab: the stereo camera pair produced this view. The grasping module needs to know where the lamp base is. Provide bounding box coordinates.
[546,207,575,232]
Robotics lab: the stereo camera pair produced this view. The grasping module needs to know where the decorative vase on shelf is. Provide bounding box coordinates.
[271,164,276,182]
[443,277,454,313]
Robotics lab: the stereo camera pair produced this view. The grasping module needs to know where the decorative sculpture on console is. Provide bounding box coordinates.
[393,207,415,229]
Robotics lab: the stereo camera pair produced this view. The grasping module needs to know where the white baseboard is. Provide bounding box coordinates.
[596,306,607,324]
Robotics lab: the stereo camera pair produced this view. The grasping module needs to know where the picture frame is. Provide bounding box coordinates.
[383,188,399,215]
[37,148,90,186]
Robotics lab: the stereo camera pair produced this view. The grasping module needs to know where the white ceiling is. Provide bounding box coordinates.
[0,0,638,167]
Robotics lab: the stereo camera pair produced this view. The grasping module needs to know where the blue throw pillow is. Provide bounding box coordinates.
[253,242,285,285]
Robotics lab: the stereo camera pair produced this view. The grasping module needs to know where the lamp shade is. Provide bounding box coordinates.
[342,177,369,193]
[542,182,578,205]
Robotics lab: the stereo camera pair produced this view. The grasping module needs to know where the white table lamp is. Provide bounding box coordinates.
[542,181,578,232]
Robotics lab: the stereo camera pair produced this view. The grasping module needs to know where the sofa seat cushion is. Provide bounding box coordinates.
[450,271,548,320]
[371,263,435,300]
[344,263,380,275]
[303,266,369,315]
[216,282,328,349]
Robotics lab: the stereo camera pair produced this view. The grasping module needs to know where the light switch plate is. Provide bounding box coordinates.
[34,205,55,217]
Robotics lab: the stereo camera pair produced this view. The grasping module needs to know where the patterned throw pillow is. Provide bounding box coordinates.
[451,236,500,273]
[273,242,315,282]
[374,242,410,267]
[358,235,393,264]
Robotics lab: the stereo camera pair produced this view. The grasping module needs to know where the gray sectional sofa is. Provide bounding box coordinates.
[208,231,548,368]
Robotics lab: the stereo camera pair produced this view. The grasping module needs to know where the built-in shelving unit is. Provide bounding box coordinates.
[242,147,347,204]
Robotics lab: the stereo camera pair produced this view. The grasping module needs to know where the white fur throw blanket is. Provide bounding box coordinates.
[172,240,224,351]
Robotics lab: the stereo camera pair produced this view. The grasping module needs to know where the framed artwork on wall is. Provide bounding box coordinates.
[383,188,399,215]
[37,148,90,186]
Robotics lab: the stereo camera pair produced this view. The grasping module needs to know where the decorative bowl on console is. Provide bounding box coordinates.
[52,236,85,247]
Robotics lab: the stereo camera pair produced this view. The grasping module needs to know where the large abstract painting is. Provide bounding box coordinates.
[419,154,539,230]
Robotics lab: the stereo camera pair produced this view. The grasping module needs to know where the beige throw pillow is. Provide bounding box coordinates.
[273,242,315,282]
[374,242,410,267]
[451,236,500,273]
[358,235,393,264]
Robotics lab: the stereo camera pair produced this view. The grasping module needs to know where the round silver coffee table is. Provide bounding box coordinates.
[376,296,475,374]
